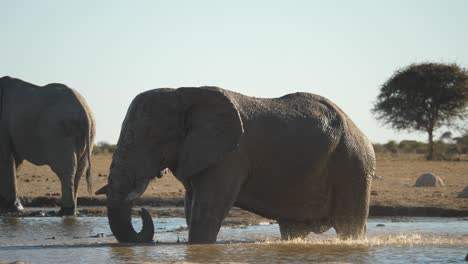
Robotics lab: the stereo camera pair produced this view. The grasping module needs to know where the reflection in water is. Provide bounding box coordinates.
[185,244,226,263]
[0,217,466,264]
[182,242,372,263]
[1,217,19,226]
[62,216,79,227]
[111,246,137,263]
[60,216,80,238]
[0,217,20,237]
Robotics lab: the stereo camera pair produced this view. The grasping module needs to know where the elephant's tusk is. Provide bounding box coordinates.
[156,168,168,178]
[127,191,141,202]
[127,177,151,202]
[95,184,109,195]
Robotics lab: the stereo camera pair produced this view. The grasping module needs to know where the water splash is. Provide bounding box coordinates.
[259,234,468,246]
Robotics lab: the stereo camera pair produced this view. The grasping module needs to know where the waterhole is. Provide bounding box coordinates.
[0,215,466,263]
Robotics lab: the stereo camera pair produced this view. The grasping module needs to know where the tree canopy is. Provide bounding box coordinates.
[372,62,468,160]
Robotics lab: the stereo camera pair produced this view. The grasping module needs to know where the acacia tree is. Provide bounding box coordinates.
[372,63,468,160]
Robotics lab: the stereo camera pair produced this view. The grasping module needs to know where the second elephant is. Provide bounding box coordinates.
[0,76,95,215]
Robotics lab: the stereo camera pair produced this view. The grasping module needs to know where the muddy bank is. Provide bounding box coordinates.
[13,196,468,218]
[369,205,468,217]
[3,206,270,228]
[19,196,184,207]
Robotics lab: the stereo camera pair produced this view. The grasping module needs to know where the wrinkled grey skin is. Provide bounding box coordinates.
[0,76,95,215]
[101,87,375,243]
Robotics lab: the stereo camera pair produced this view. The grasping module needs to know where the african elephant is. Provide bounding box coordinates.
[97,87,375,243]
[0,76,95,215]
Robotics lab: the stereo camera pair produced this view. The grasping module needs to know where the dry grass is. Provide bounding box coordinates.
[16,153,468,210]
[17,153,185,200]
[372,153,468,210]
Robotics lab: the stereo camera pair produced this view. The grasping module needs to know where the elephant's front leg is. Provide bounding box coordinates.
[189,196,226,244]
[187,159,245,244]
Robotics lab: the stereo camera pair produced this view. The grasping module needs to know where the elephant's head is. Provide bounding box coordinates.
[101,87,244,243]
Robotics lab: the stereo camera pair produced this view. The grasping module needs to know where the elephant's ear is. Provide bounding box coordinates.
[176,87,244,180]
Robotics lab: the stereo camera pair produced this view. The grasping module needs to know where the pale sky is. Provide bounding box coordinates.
[1,0,467,144]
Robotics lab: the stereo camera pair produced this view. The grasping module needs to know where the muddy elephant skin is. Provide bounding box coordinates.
[0,76,95,215]
[101,87,375,243]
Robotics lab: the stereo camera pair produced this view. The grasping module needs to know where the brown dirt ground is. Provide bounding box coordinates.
[372,153,468,211]
[16,153,468,211]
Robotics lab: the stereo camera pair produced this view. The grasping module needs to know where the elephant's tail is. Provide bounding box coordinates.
[85,126,93,194]
[79,96,94,195]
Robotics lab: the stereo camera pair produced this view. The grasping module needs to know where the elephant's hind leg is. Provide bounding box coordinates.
[334,217,367,240]
[330,139,373,240]
[48,144,78,216]
[332,186,369,240]
[71,155,88,213]
[332,170,370,239]
[332,175,369,240]
[0,131,23,212]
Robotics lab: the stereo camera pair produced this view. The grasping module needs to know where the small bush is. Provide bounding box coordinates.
[373,132,468,161]
[93,142,116,155]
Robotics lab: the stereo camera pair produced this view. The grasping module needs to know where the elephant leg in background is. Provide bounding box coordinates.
[184,186,193,227]
[188,152,245,244]
[278,220,312,240]
[73,155,89,200]
[0,129,23,212]
[47,140,78,216]
[279,219,332,240]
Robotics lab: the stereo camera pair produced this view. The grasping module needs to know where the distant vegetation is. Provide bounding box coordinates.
[93,132,468,161]
[372,62,468,160]
[92,141,116,155]
[373,132,468,161]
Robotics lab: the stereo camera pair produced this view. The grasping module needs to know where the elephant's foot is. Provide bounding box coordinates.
[0,198,24,214]
[188,219,220,244]
[334,218,366,240]
[58,207,78,216]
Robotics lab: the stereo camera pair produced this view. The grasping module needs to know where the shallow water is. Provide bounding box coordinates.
[0,214,467,264]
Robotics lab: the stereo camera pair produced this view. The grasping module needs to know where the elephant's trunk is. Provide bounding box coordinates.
[107,200,154,243]
[105,147,157,243]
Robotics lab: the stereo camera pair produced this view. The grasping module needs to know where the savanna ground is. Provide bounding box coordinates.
[15,153,468,213]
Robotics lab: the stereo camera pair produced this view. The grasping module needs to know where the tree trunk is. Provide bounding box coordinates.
[427,129,434,160]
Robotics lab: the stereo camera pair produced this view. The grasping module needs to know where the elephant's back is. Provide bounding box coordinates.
[8,82,93,164]
[234,93,345,219]
[38,84,95,148]
[237,92,345,149]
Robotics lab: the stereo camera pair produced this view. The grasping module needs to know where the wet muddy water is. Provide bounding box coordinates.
[0,213,467,263]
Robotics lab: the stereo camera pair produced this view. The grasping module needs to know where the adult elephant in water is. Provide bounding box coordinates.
[97,87,375,243]
[0,76,95,215]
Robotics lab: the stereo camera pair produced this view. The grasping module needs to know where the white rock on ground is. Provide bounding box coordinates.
[414,173,445,187]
